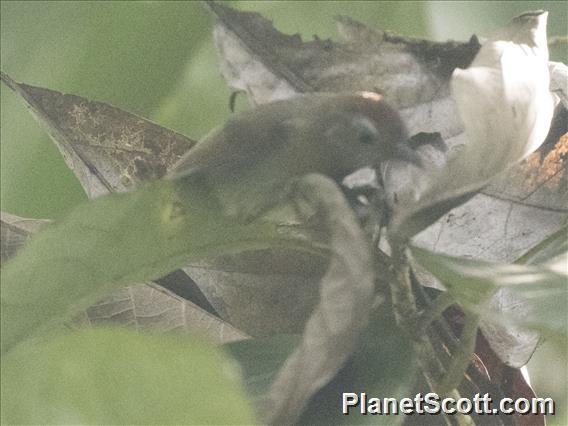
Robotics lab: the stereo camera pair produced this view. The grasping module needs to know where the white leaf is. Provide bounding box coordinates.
[390,11,556,239]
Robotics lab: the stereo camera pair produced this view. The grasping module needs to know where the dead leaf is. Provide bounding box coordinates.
[208,1,479,140]
[74,283,247,343]
[484,135,568,212]
[182,245,328,337]
[182,267,319,338]
[410,137,566,367]
[0,72,194,199]
[0,212,50,265]
[413,134,567,264]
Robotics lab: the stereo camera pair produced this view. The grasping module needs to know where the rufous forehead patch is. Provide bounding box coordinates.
[358,91,382,102]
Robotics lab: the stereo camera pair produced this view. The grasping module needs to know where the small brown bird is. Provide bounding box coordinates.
[168,92,420,218]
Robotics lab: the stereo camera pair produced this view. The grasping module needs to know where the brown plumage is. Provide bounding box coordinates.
[168,92,419,218]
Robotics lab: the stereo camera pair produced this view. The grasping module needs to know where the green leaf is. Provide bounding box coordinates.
[227,334,300,402]
[515,226,568,266]
[0,210,249,343]
[411,246,568,338]
[1,328,256,425]
[1,180,311,353]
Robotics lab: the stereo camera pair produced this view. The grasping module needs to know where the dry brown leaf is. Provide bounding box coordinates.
[0,72,194,198]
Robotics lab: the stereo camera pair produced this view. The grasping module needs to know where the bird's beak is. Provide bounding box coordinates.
[393,144,424,168]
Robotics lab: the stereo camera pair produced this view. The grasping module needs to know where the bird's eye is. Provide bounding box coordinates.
[358,127,375,145]
[354,117,378,145]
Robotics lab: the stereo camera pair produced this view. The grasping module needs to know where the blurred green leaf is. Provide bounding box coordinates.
[412,247,498,305]
[227,334,301,401]
[1,180,313,353]
[0,211,49,264]
[411,246,568,338]
[515,226,568,266]
[1,328,256,425]
[0,1,211,218]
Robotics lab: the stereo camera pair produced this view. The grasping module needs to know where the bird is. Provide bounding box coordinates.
[167,92,421,220]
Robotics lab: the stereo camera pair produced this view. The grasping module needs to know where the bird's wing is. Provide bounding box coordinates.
[167,115,302,180]
[166,126,237,178]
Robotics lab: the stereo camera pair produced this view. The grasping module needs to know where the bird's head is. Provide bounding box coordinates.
[322,92,422,178]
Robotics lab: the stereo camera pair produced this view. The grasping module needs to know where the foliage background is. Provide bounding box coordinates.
[1,0,566,422]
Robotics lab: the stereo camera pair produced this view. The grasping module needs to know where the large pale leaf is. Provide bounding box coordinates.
[516,226,568,267]
[413,135,567,263]
[264,174,376,425]
[406,14,566,367]
[391,11,557,238]
[415,168,568,367]
[1,329,255,425]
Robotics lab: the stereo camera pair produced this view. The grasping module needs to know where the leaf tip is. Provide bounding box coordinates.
[202,0,224,16]
[0,71,18,92]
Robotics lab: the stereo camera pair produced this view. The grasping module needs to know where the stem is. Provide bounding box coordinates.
[389,241,418,329]
[440,311,481,392]
[388,240,449,395]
